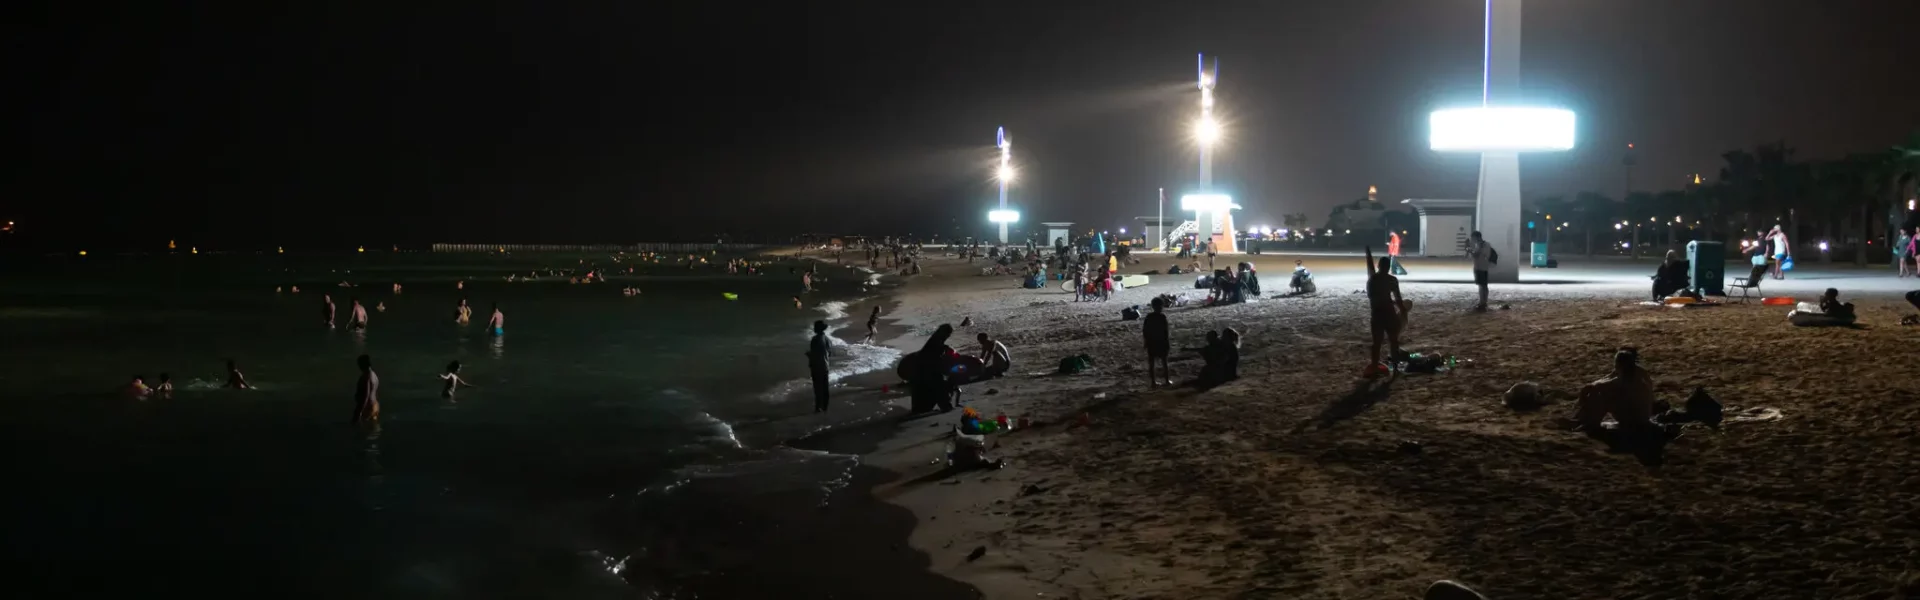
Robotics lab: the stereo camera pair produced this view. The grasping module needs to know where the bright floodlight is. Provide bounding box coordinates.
[1429,107,1576,152]
[997,165,1014,182]
[988,209,1021,223]
[1194,117,1221,147]
[1180,193,1235,212]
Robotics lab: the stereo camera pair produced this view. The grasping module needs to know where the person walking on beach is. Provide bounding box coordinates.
[485,303,505,336]
[1366,245,1410,376]
[351,354,380,423]
[1143,297,1172,386]
[323,294,337,328]
[1466,231,1492,311]
[1766,225,1791,280]
[1907,226,1920,277]
[1896,227,1913,277]
[807,320,832,413]
[348,298,369,330]
[863,306,881,344]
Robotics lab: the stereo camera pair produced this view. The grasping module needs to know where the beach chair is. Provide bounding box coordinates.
[1728,263,1766,303]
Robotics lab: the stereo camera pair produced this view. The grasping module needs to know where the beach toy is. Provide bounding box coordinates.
[1663,296,1696,305]
[1760,297,1794,306]
[721,292,739,300]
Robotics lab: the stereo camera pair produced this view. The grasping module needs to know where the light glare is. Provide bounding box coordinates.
[987,210,1021,223]
[1429,107,1576,152]
[1179,194,1235,212]
[1194,117,1221,146]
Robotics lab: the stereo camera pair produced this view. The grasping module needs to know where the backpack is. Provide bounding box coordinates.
[1487,247,1499,264]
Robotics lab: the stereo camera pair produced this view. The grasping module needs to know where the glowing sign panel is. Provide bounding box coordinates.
[1179,194,1236,212]
[1429,107,1575,152]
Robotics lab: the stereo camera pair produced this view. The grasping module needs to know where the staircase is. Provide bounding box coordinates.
[1163,220,1197,250]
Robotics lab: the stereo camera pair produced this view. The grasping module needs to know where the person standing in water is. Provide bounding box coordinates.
[351,354,380,423]
[348,298,369,330]
[323,294,337,328]
[486,303,504,336]
[155,373,173,400]
[225,359,251,389]
[863,305,881,344]
[440,360,475,400]
[807,320,832,413]
[455,299,472,324]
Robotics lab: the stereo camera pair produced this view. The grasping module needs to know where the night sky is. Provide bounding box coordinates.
[10,1,1918,249]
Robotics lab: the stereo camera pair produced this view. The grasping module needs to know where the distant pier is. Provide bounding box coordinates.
[430,243,768,253]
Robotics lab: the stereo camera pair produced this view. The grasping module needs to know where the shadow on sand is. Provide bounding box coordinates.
[1303,377,1395,430]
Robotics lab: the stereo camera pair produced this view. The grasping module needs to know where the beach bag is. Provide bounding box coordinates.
[1781,255,1794,271]
[1120,306,1141,321]
[1056,354,1093,374]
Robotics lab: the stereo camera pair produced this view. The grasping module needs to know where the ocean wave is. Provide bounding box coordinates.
[755,299,900,403]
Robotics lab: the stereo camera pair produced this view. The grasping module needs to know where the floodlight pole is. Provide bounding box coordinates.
[996,127,1011,244]
[1157,187,1165,251]
[1476,0,1524,283]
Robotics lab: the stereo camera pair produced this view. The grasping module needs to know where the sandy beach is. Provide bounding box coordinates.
[831,249,1920,599]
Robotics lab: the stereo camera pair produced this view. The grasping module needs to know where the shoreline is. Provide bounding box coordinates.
[805,250,1920,598]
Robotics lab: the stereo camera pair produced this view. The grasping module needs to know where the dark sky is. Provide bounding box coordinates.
[10,0,1918,248]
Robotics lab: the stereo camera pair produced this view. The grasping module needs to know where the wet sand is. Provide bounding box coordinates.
[841,250,1920,599]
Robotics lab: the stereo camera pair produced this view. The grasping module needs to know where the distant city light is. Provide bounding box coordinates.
[1429,106,1576,152]
[1819,241,1830,251]
[1118,227,1127,234]
[78,250,87,256]
[1344,229,1352,234]
[1614,224,1622,230]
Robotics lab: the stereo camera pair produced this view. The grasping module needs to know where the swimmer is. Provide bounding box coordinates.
[486,303,504,336]
[392,283,402,294]
[128,375,151,400]
[155,373,173,400]
[439,360,475,399]
[225,359,251,389]
[456,280,464,290]
[349,298,369,330]
[351,354,379,423]
[456,299,472,324]
[290,286,300,293]
[376,301,387,313]
[322,294,337,328]
[276,286,283,293]
[793,296,803,309]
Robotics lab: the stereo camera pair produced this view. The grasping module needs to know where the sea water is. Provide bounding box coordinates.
[0,252,907,597]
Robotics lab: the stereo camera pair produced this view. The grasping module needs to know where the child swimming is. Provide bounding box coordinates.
[439,360,475,400]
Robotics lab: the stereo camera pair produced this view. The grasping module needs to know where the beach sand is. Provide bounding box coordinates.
[836,250,1920,599]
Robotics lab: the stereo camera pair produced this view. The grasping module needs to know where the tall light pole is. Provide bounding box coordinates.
[996,126,1013,244]
[1194,54,1230,252]
[1157,187,1165,251]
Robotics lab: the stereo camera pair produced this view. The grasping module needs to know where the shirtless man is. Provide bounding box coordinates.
[351,354,380,423]
[225,359,251,389]
[486,303,504,336]
[1365,245,1410,375]
[348,298,369,330]
[323,294,337,328]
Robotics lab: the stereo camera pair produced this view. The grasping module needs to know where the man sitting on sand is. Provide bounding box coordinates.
[975,332,1011,379]
[1574,347,1654,435]
[1365,245,1411,376]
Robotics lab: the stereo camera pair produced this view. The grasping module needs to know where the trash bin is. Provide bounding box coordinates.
[1688,240,1724,295]
[1531,242,1549,268]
